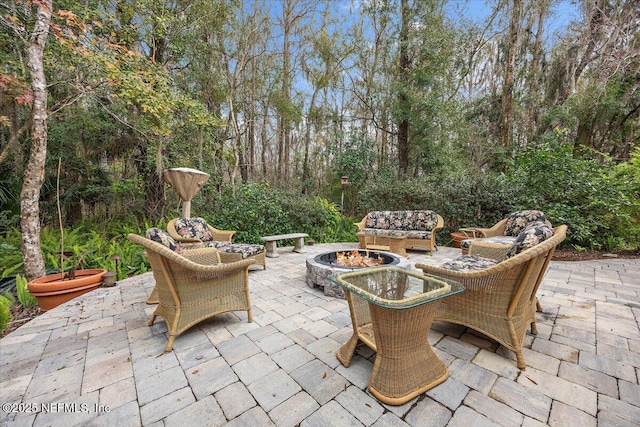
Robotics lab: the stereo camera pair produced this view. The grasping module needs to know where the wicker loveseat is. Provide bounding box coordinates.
[460,210,551,254]
[128,230,255,352]
[416,223,567,370]
[355,210,444,256]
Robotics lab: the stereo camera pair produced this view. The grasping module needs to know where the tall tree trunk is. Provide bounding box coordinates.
[500,0,522,150]
[397,0,410,175]
[21,0,51,281]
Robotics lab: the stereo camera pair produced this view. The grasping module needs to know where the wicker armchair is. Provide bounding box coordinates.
[128,233,256,352]
[167,217,266,270]
[167,217,236,243]
[416,224,567,370]
[460,210,552,254]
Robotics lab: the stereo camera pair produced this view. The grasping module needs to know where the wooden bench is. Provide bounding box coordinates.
[261,233,308,258]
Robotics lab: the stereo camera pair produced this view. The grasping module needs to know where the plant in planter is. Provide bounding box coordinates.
[26,159,106,311]
[27,249,107,312]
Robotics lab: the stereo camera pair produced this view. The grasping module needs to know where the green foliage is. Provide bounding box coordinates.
[0,222,154,280]
[507,142,637,249]
[15,274,38,308]
[193,182,356,245]
[355,171,519,244]
[0,292,13,336]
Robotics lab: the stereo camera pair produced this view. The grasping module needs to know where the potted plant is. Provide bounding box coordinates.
[27,250,107,311]
[26,159,106,311]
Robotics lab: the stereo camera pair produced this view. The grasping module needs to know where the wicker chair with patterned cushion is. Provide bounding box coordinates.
[416,224,567,370]
[167,217,236,243]
[128,231,256,352]
[460,210,551,254]
[167,217,266,270]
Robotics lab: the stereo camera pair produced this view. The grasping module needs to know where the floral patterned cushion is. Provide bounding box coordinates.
[180,241,231,250]
[364,210,439,231]
[363,228,432,240]
[460,236,516,250]
[504,210,548,237]
[146,228,182,253]
[506,221,554,258]
[174,217,214,242]
[220,244,264,258]
[440,255,499,272]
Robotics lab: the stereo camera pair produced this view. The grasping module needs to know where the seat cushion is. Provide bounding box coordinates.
[180,241,231,250]
[440,255,499,272]
[460,236,516,250]
[146,228,182,253]
[365,210,438,231]
[174,217,213,241]
[504,210,548,236]
[220,244,265,258]
[506,221,554,258]
[363,228,410,238]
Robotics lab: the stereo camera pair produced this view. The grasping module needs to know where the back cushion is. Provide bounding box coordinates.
[365,210,438,231]
[504,210,548,236]
[506,221,554,258]
[146,228,178,251]
[174,217,213,241]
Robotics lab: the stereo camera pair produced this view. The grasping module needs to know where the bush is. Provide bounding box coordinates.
[352,143,640,250]
[0,222,154,280]
[507,143,639,249]
[0,292,14,335]
[193,182,355,244]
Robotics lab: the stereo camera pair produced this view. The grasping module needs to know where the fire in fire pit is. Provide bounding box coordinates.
[335,250,384,267]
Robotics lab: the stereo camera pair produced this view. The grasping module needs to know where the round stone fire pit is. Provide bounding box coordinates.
[306,249,410,298]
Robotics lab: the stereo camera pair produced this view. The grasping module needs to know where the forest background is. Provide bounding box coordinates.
[1,0,639,284]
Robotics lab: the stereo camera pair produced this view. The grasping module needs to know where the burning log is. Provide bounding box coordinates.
[334,250,384,267]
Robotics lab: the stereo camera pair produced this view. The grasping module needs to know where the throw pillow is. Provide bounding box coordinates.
[506,221,553,258]
[175,217,213,241]
[504,210,548,236]
[146,228,178,251]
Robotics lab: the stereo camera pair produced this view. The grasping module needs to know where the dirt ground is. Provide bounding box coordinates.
[2,248,638,339]
[552,248,640,261]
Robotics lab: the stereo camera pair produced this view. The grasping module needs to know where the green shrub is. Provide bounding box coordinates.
[0,292,14,335]
[15,274,38,308]
[508,142,638,249]
[0,222,154,279]
[192,182,355,244]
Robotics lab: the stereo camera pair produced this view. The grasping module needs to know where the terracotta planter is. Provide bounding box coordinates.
[27,269,107,311]
[450,232,467,249]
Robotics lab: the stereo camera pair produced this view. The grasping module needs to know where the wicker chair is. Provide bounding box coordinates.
[167,217,236,243]
[167,217,266,270]
[460,210,552,254]
[128,233,256,352]
[416,224,567,370]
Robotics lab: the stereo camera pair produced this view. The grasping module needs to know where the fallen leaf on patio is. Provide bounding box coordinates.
[526,376,538,385]
[195,355,204,360]
[365,403,371,408]
[192,369,199,375]
[322,372,327,379]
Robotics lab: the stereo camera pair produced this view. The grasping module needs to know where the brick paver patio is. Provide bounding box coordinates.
[1,243,638,426]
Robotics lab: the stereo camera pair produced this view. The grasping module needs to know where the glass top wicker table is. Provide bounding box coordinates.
[330,267,464,405]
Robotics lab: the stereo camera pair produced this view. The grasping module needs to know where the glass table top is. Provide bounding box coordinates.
[330,267,464,309]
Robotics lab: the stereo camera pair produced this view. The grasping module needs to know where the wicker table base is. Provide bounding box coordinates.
[337,292,448,405]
